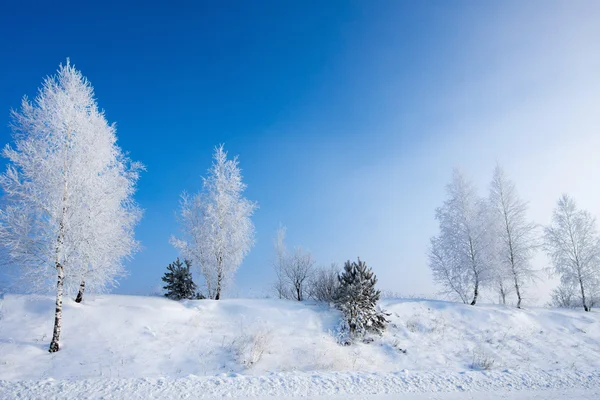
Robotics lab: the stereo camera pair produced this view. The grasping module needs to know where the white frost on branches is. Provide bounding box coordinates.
[0,60,142,351]
[544,194,600,311]
[171,145,256,300]
[488,165,538,308]
[0,60,142,294]
[284,246,315,301]
[429,169,492,305]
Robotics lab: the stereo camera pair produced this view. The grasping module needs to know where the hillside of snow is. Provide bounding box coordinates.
[1,294,600,398]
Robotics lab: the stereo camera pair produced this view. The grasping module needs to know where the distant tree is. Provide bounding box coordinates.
[544,194,600,311]
[488,165,539,308]
[171,145,257,300]
[308,263,340,303]
[549,283,578,309]
[429,169,492,305]
[162,258,197,300]
[272,224,288,299]
[0,61,142,352]
[429,235,470,304]
[494,274,513,306]
[284,246,315,301]
[333,258,387,342]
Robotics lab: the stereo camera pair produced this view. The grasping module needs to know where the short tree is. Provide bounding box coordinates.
[488,165,538,308]
[171,145,257,300]
[284,246,314,301]
[549,283,579,309]
[544,194,600,311]
[162,258,197,300]
[308,263,340,302]
[0,61,142,352]
[333,258,387,342]
[429,169,492,305]
[272,225,288,299]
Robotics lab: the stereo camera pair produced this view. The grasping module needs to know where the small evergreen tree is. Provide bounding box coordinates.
[162,258,197,300]
[333,258,387,343]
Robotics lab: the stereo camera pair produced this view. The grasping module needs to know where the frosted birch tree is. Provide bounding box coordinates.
[488,165,538,308]
[544,195,600,311]
[284,246,314,301]
[429,235,471,304]
[171,145,256,300]
[0,61,143,352]
[429,169,492,305]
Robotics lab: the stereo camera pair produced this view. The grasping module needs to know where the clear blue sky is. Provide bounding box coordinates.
[2,1,600,300]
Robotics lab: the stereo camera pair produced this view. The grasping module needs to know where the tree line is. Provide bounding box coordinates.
[0,61,389,352]
[430,167,600,311]
[1,61,597,354]
[0,62,257,352]
[162,254,388,344]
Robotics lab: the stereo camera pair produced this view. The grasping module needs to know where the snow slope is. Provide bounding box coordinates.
[1,294,599,398]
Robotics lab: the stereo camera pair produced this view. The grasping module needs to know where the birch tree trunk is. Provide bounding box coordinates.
[469,238,479,306]
[513,274,522,308]
[75,280,85,303]
[49,262,64,352]
[49,126,69,352]
[470,280,479,306]
[215,256,223,300]
[579,277,589,312]
[499,280,507,305]
[215,272,222,300]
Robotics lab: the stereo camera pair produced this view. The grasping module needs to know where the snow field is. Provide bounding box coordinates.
[1,294,600,398]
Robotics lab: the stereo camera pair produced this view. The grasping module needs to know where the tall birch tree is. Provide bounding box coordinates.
[172,145,256,300]
[544,195,600,311]
[0,61,142,352]
[488,165,538,308]
[429,169,492,305]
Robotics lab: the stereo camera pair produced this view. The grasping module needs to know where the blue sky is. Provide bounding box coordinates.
[1,1,600,301]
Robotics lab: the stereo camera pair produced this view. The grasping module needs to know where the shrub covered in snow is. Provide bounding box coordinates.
[229,327,272,368]
[308,263,340,303]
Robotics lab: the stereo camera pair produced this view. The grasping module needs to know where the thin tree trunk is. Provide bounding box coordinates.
[278,255,284,299]
[214,253,223,300]
[49,125,70,352]
[579,278,589,312]
[499,281,507,305]
[470,277,479,306]
[215,269,222,300]
[469,238,478,306]
[514,275,522,309]
[75,280,85,303]
[49,263,64,352]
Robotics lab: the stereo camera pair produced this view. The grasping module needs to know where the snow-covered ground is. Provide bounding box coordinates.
[1,294,599,398]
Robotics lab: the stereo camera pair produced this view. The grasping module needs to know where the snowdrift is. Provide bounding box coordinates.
[1,294,600,398]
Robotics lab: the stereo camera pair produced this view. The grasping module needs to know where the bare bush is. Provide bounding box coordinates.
[550,284,581,309]
[308,263,340,302]
[229,327,272,368]
[470,347,495,370]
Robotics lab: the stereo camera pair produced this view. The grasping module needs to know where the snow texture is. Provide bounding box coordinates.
[1,294,600,398]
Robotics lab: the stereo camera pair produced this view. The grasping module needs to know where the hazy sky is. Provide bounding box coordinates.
[1,1,599,302]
